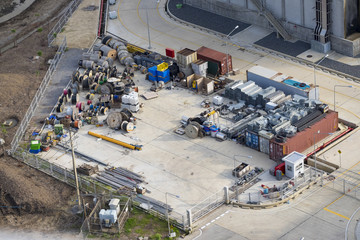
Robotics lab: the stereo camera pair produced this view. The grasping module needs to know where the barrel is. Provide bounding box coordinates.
[210,125,219,138]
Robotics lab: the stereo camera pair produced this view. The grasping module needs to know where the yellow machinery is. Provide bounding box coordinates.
[88,131,142,151]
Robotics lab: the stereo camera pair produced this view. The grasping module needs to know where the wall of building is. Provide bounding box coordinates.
[184,0,360,56]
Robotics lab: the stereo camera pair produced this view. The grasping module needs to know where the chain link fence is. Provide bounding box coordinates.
[9,37,67,155]
[47,0,82,47]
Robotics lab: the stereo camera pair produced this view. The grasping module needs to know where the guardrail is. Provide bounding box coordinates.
[9,37,67,155]
[232,166,324,206]
[47,0,82,47]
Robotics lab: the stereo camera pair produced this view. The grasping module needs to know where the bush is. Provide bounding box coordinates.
[37,51,42,57]
[11,29,16,33]
[37,27,43,32]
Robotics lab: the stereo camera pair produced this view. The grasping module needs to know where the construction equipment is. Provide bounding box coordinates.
[88,131,142,150]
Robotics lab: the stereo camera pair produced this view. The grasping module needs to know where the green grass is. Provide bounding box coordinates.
[37,27,43,32]
[37,50,42,57]
[35,13,40,16]
[11,29,16,33]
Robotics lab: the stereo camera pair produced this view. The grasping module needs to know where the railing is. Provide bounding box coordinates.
[47,0,82,46]
[189,188,225,222]
[232,166,324,205]
[9,37,67,155]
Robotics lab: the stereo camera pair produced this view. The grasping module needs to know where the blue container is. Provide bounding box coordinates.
[157,69,170,83]
[245,130,259,150]
[283,79,310,90]
[148,66,157,82]
[29,149,41,154]
[203,126,211,135]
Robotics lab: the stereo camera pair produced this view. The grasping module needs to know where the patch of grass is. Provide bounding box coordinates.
[101,233,111,239]
[11,29,16,33]
[135,228,145,235]
[53,33,57,38]
[34,13,40,16]
[37,51,42,57]
[151,233,162,240]
[61,27,65,33]
[124,217,136,233]
[37,27,43,32]
[87,233,96,238]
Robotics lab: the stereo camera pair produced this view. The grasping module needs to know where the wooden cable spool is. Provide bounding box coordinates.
[106,112,122,129]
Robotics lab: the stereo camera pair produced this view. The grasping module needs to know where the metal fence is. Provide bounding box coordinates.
[47,0,82,46]
[80,195,131,237]
[9,37,67,155]
[232,166,324,205]
[189,188,226,223]
[328,172,360,200]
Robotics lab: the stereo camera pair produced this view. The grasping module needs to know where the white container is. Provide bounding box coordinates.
[109,199,120,215]
[130,103,140,112]
[213,95,223,105]
[129,95,139,105]
[129,91,139,98]
[122,95,130,104]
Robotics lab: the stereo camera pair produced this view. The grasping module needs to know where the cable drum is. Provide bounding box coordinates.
[121,121,134,132]
[106,112,122,129]
[71,93,79,104]
[82,77,90,90]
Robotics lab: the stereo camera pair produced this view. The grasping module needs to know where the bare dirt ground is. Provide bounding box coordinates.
[0,0,71,48]
[0,0,81,234]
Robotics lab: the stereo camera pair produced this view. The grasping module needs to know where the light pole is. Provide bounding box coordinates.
[333,85,352,111]
[233,154,252,169]
[313,54,329,100]
[313,131,333,170]
[226,25,239,77]
[146,8,152,49]
[166,192,180,238]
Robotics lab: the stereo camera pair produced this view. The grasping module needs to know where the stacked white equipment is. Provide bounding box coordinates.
[122,91,140,112]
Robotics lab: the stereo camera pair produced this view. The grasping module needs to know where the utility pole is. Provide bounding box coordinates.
[70,129,81,210]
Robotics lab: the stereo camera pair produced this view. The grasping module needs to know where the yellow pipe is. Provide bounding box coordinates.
[88,131,142,151]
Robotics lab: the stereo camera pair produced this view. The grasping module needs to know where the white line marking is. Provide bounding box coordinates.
[206,223,210,226]
[201,226,206,230]
[215,217,220,220]
[211,220,215,223]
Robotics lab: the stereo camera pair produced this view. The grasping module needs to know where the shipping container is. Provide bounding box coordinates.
[245,130,259,151]
[269,111,338,161]
[259,130,274,155]
[196,46,232,76]
[176,48,197,68]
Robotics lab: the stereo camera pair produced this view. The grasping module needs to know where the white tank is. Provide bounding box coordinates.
[122,95,130,104]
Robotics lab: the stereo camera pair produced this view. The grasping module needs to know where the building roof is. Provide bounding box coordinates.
[282,151,305,163]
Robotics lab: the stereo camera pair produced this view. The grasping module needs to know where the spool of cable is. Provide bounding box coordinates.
[71,94,79,105]
[89,93,95,100]
[72,88,78,95]
[72,107,79,121]
[56,104,62,113]
[63,89,68,96]
[72,120,82,129]
[73,81,80,91]
[121,121,134,132]
[89,104,94,110]
[129,116,137,125]
[67,88,72,97]
[58,96,63,104]
[86,92,90,100]
[82,77,89,90]
[106,112,122,129]
[87,100,92,105]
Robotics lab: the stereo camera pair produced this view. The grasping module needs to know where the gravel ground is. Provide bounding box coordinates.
[168,0,249,35]
[254,32,310,57]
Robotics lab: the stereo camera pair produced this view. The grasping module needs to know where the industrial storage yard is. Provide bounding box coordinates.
[1,0,360,240]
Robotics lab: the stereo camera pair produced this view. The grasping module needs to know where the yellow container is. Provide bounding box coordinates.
[157,62,168,72]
